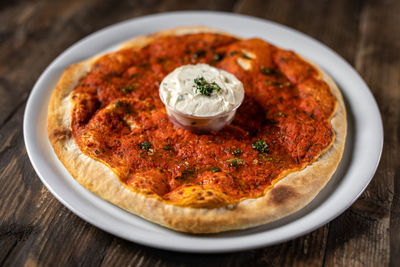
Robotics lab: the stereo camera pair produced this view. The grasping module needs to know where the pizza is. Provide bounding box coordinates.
[47,26,346,233]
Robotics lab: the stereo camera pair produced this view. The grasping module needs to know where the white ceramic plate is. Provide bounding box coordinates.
[24,11,383,253]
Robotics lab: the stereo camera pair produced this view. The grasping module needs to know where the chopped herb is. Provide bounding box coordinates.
[114,99,122,108]
[261,67,275,75]
[114,140,120,143]
[121,86,133,93]
[213,53,224,61]
[138,141,152,150]
[228,158,244,168]
[193,50,206,59]
[232,148,242,156]
[252,140,269,153]
[163,145,172,151]
[210,167,221,173]
[229,51,238,57]
[265,156,275,162]
[194,77,222,96]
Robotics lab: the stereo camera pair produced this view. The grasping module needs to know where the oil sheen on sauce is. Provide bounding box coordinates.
[70,33,336,208]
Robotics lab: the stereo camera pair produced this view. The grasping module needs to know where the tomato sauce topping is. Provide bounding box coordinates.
[70,33,336,208]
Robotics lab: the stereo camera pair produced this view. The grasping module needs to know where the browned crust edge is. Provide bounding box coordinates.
[47,26,347,233]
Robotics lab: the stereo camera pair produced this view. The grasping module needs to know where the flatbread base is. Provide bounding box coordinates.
[47,26,346,233]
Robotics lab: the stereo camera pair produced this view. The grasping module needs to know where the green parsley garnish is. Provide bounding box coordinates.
[193,50,206,59]
[252,140,269,153]
[229,51,238,57]
[114,99,122,108]
[121,86,133,93]
[213,53,224,61]
[194,77,222,97]
[138,141,152,150]
[210,167,221,173]
[163,145,172,151]
[228,158,244,168]
[232,148,242,156]
[261,67,275,75]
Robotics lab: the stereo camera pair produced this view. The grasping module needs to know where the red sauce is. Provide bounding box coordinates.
[71,33,336,207]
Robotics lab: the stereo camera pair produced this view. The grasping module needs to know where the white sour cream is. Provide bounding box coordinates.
[159,64,244,117]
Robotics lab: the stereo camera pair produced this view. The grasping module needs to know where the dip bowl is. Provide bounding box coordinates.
[160,93,244,133]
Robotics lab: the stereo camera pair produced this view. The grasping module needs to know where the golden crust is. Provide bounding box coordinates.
[118,26,240,50]
[47,26,347,233]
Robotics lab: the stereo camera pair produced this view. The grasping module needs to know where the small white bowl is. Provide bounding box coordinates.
[160,93,244,133]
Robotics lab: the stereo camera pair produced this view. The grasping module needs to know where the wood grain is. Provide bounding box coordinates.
[0,0,399,266]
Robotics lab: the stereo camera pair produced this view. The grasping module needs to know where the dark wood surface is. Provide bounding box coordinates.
[1,0,399,266]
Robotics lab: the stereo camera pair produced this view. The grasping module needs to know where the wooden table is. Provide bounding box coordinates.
[1,0,398,266]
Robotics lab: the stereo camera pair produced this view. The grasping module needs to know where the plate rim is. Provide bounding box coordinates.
[23,10,383,253]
